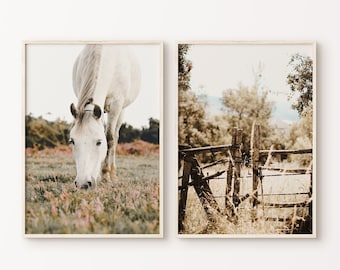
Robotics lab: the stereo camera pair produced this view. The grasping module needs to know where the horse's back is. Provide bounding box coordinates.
[99,45,140,107]
[73,45,140,110]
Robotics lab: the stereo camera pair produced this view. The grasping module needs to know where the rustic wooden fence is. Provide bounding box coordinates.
[178,127,243,232]
[178,123,313,234]
[250,123,313,233]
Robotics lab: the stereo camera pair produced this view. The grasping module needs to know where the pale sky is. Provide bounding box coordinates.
[187,43,314,122]
[26,44,161,128]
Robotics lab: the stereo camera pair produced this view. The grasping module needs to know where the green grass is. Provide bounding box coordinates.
[25,153,160,235]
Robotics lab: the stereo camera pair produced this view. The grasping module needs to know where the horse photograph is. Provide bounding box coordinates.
[24,41,162,237]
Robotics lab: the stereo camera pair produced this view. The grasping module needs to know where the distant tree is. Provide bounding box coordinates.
[141,118,159,144]
[221,84,273,154]
[285,106,313,166]
[178,44,192,92]
[25,114,161,149]
[287,54,313,116]
[25,115,70,149]
[178,44,217,147]
[179,90,209,146]
[53,118,71,145]
[286,53,313,165]
[118,123,141,143]
[286,105,313,149]
[200,114,231,148]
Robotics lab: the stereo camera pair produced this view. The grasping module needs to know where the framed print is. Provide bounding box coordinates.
[178,41,316,238]
[24,41,163,237]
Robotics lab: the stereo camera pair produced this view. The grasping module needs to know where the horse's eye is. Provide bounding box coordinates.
[69,138,75,145]
[96,140,102,146]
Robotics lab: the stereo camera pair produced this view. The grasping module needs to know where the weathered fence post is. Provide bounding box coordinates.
[307,160,313,232]
[225,127,242,218]
[225,128,237,212]
[191,156,221,227]
[251,123,261,215]
[178,154,193,232]
[233,128,243,207]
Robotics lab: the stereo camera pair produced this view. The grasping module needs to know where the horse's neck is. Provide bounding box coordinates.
[79,45,137,112]
[92,46,130,109]
[91,89,108,112]
[86,47,116,110]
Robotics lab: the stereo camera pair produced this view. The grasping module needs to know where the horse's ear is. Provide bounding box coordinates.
[70,103,78,119]
[93,104,102,119]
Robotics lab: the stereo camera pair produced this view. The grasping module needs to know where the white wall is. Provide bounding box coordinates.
[0,0,339,269]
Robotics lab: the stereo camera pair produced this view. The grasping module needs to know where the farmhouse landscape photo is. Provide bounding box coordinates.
[25,42,162,236]
[178,42,316,236]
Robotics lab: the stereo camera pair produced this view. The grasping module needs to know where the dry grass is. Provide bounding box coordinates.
[25,145,160,235]
[180,162,312,235]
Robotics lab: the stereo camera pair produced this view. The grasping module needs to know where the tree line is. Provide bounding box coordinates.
[178,44,313,164]
[25,115,159,150]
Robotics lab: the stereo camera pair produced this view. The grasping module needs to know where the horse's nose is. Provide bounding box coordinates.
[80,181,92,189]
[74,181,92,189]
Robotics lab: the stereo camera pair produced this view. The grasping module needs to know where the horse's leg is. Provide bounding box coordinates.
[110,110,124,180]
[102,107,124,182]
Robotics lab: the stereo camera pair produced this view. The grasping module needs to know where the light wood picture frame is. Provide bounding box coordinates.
[24,41,163,238]
[177,41,316,238]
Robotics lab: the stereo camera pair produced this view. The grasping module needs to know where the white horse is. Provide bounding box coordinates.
[69,45,140,189]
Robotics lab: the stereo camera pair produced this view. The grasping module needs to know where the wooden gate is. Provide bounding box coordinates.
[178,123,313,234]
[178,127,243,232]
[250,123,313,233]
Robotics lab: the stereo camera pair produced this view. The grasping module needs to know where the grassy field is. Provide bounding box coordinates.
[25,145,160,235]
[180,161,312,235]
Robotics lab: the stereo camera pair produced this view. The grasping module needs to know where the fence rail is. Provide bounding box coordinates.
[260,148,312,156]
[178,123,313,234]
[260,167,311,174]
[180,144,238,155]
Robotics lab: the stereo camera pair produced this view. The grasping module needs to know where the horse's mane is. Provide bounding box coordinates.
[74,45,102,112]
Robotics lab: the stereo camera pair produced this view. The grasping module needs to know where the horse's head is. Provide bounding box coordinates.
[69,100,107,189]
